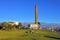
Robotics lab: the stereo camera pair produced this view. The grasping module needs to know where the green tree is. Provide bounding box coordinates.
[1,22,9,30]
[38,22,40,25]
[38,22,40,28]
[27,24,30,29]
[18,22,23,29]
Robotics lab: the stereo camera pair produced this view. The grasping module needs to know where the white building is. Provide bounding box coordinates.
[29,24,39,30]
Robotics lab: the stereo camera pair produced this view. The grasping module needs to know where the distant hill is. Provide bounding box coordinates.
[22,22,60,28]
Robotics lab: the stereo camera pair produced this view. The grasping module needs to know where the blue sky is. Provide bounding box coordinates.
[0,0,60,23]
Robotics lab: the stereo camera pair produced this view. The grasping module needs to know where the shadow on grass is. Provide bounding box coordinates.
[44,36,60,40]
[31,38,37,40]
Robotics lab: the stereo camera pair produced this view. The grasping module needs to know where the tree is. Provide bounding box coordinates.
[38,22,40,25]
[8,24,13,30]
[0,22,23,30]
[17,22,23,29]
[27,24,30,29]
[1,22,9,30]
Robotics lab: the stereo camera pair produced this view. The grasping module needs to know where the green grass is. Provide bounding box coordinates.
[0,29,60,40]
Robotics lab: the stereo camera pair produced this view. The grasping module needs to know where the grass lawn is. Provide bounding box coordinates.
[0,29,60,40]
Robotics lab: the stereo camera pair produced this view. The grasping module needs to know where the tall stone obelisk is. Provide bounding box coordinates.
[35,4,38,25]
[29,4,39,30]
